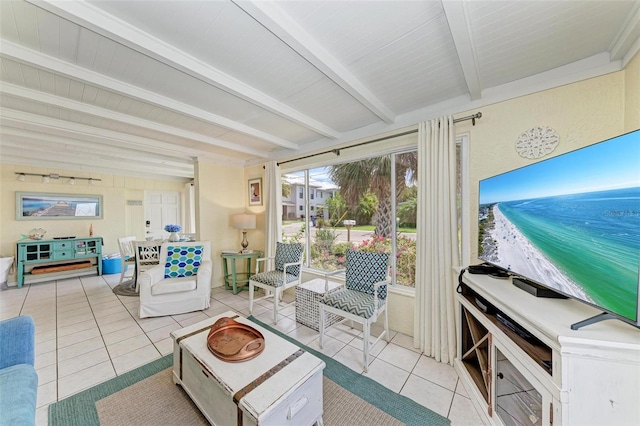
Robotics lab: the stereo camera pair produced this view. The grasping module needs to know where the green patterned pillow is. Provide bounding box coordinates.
[164,245,203,278]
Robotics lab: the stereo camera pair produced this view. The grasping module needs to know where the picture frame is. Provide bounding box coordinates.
[248,178,262,206]
[16,192,103,220]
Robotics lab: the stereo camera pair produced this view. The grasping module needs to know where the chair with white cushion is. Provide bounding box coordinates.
[249,242,303,325]
[318,249,391,372]
[137,241,212,318]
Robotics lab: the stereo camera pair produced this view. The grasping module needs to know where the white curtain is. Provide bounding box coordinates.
[264,161,282,259]
[413,116,458,364]
[184,182,196,233]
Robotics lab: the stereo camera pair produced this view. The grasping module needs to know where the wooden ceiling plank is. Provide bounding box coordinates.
[232,0,395,124]
[1,127,194,169]
[28,0,340,139]
[1,108,215,161]
[1,81,270,158]
[0,39,299,150]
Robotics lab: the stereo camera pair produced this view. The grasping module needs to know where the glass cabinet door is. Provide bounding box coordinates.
[495,347,543,426]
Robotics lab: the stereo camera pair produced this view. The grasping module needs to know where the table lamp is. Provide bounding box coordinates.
[232,214,256,253]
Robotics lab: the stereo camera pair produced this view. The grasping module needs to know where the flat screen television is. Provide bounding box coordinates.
[478,129,640,329]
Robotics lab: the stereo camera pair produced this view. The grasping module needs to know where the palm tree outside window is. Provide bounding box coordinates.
[281,150,418,288]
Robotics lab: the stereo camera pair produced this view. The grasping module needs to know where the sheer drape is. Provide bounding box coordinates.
[264,161,282,259]
[413,117,458,364]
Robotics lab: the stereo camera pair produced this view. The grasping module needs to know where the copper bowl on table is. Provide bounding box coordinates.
[207,317,265,362]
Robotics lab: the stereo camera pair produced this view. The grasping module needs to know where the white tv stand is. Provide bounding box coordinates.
[455,272,640,426]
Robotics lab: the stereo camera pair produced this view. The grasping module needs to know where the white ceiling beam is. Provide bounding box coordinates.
[0,127,193,170]
[29,0,340,139]
[0,135,192,177]
[0,109,240,165]
[441,1,482,100]
[609,3,640,65]
[1,82,269,158]
[1,152,190,181]
[0,39,299,151]
[233,1,395,124]
[0,139,195,178]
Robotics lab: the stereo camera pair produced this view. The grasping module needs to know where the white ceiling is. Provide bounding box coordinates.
[1,0,638,181]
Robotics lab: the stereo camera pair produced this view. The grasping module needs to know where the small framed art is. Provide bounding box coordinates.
[248,178,262,206]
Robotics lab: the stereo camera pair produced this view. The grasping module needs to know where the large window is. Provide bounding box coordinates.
[282,150,417,288]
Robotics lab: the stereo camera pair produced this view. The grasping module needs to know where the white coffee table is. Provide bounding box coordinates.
[171,311,325,426]
[295,278,343,331]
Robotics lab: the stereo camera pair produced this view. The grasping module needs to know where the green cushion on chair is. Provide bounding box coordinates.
[320,288,384,319]
[250,270,300,288]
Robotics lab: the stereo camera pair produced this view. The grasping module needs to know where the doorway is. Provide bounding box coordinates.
[144,191,181,240]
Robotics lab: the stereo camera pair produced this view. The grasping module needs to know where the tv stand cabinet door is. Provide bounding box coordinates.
[559,338,640,426]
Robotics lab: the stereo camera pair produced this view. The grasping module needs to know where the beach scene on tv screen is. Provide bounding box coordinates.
[479,131,640,322]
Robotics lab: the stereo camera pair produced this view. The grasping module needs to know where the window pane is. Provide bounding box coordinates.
[280,153,417,287]
[282,171,306,247]
[395,150,417,287]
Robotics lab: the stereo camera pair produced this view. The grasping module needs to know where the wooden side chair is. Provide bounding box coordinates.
[117,236,137,285]
[249,242,303,325]
[133,241,162,291]
[318,249,391,372]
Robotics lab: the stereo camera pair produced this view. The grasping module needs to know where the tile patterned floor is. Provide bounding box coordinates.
[0,274,484,425]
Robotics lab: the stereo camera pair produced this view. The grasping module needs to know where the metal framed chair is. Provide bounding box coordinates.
[318,249,391,372]
[249,242,303,325]
[117,236,137,285]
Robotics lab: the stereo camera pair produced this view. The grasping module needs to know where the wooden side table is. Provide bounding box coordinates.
[220,251,263,294]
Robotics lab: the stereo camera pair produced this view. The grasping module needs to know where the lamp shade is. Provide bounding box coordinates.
[232,214,256,230]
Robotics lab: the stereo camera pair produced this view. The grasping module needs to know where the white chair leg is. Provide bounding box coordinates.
[249,282,255,315]
[383,306,390,342]
[118,262,127,285]
[363,321,370,373]
[273,288,279,325]
[319,304,325,349]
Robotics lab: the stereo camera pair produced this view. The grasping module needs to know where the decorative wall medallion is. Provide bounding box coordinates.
[515,126,559,159]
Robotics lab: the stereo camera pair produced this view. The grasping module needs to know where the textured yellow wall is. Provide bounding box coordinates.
[195,160,246,287]
[625,51,640,131]
[455,68,632,262]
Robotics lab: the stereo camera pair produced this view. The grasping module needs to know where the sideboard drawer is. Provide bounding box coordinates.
[53,250,74,260]
[53,241,72,250]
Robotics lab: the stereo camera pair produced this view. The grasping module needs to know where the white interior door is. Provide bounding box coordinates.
[145,191,181,240]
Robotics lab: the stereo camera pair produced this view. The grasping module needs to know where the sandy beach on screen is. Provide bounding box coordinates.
[490,205,591,300]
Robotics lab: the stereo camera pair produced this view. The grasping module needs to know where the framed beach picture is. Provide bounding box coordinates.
[16,192,103,220]
[248,178,262,206]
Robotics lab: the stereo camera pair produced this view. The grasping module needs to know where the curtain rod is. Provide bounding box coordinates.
[277,112,482,166]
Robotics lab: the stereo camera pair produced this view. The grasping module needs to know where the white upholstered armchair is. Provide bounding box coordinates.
[138,241,212,318]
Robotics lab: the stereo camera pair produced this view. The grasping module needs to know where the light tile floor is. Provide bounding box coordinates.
[0,274,484,425]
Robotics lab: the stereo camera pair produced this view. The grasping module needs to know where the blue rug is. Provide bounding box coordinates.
[248,316,450,426]
[49,316,450,426]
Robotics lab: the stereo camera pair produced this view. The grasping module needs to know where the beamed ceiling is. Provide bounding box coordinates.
[1,0,639,180]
